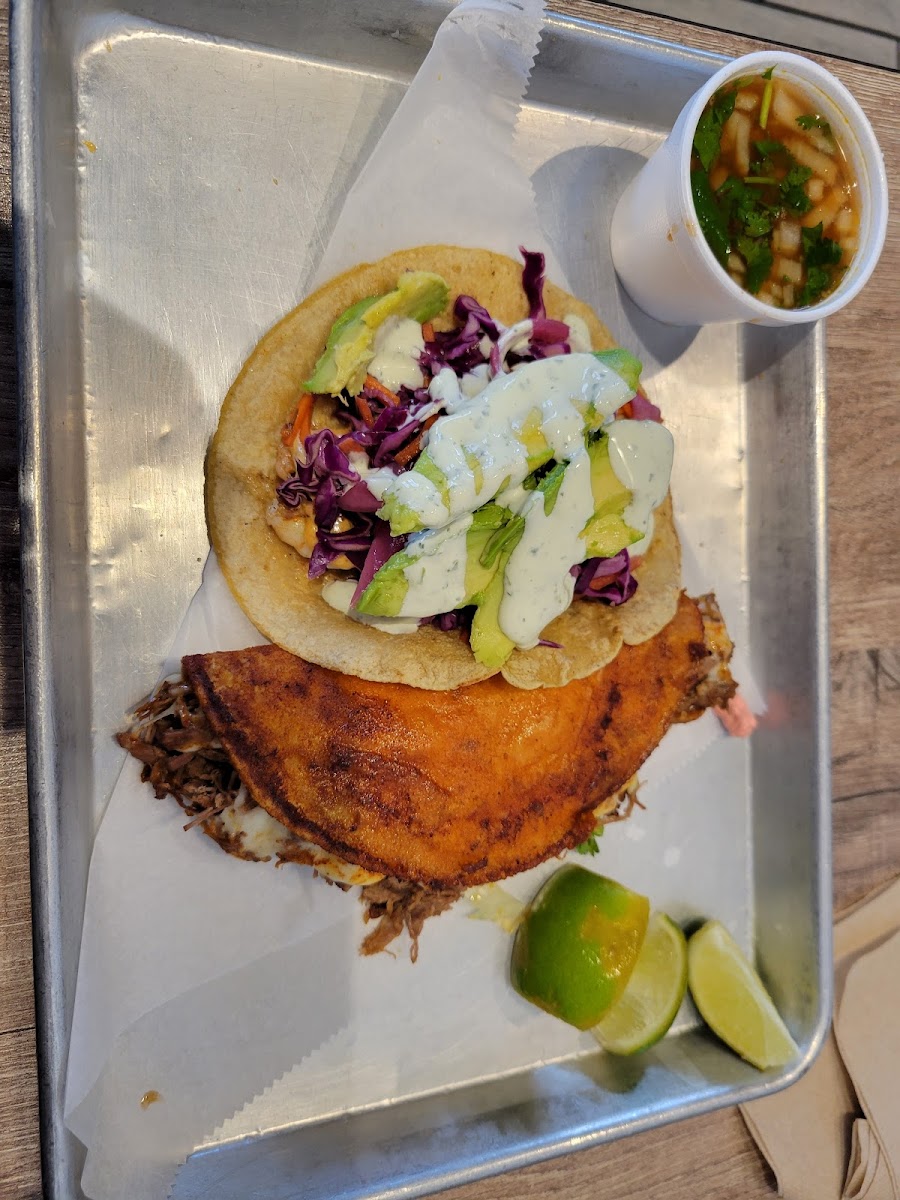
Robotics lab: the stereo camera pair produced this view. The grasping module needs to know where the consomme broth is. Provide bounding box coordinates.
[690,69,860,308]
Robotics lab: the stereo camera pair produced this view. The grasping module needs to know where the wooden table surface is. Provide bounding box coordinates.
[1,3,898,1197]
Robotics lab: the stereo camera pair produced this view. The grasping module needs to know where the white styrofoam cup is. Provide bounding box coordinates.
[609,51,888,326]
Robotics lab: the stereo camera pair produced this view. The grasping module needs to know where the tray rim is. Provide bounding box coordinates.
[11,2,833,1197]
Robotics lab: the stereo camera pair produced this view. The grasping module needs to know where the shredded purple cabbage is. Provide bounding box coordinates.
[308,517,376,578]
[347,403,429,469]
[420,294,501,377]
[420,607,475,633]
[351,521,406,606]
[277,430,382,578]
[520,246,547,320]
[626,393,663,422]
[571,549,638,606]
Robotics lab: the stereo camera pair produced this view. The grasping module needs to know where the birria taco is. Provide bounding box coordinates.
[118,247,740,956]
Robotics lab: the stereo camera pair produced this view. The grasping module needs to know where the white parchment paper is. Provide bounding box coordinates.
[64,3,763,1197]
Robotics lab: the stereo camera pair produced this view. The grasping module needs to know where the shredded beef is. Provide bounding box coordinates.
[118,679,460,960]
[359,878,463,962]
[674,592,738,722]
[116,678,242,829]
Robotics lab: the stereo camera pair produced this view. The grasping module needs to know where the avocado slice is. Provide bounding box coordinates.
[467,464,566,669]
[582,435,641,557]
[593,348,643,394]
[305,271,449,397]
[469,570,516,669]
[357,503,519,619]
[516,409,554,471]
[353,547,417,617]
[377,449,451,536]
[467,508,527,668]
[464,504,514,598]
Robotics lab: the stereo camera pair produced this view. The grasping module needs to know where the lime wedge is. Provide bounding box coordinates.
[687,920,799,1070]
[591,911,688,1055]
[511,866,649,1030]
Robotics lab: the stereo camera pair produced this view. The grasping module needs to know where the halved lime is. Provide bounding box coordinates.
[591,911,688,1054]
[511,865,649,1030]
[687,920,799,1070]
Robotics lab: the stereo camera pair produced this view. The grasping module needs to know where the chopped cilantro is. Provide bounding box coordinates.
[799,265,831,306]
[691,169,730,265]
[693,86,737,171]
[736,235,774,294]
[743,209,773,238]
[802,221,842,267]
[575,826,605,856]
[797,113,833,139]
[799,222,842,305]
[754,138,785,157]
[780,164,813,214]
[717,176,774,239]
[761,65,775,79]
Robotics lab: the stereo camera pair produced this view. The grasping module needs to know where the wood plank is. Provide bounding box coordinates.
[586,0,898,67]
[0,1026,42,1200]
[0,0,29,1048]
[0,728,35,1037]
[831,649,900,803]
[763,0,900,39]
[0,7,11,285]
[444,1105,774,1199]
[834,789,900,914]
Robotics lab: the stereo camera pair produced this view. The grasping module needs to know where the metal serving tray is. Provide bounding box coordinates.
[14,1,832,1197]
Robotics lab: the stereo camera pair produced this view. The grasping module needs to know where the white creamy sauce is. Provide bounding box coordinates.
[564,312,592,353]
[321,578,422,636]
[368,316,425,392]
[606,420,674,557]
[345,356,673,650]
[379,354,632,530]
[460,363,491,400]
[494,319,533,368]
[398,514,473,618]
[428,365,490,412]
[428,367,462,410]
[499,450,594,647]
[363,466,451,532]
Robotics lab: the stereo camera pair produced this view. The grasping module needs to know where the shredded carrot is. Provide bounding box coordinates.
[340,437,365,455]
[616,400,635,420]
[364,374,401,406]
[281,393,314,446]
[422,321,434,342]
[356,396,375,426]
[394,415,439,467]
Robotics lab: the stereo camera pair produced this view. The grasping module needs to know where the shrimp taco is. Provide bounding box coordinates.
[207,246,681,690]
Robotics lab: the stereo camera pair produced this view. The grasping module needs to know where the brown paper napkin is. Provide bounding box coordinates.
[844,1117,894,1199]
[740,876,900,1200]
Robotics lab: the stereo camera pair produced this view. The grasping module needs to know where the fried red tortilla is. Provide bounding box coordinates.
[182,591,712,889]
